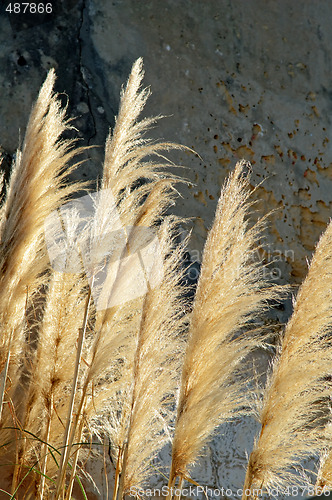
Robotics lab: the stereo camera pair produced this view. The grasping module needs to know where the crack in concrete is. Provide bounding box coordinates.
[78,0,97,145]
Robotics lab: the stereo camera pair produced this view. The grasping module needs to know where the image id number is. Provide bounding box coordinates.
[5,3,52,14]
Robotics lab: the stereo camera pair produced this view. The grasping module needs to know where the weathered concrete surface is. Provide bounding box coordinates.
[0,0,331,496]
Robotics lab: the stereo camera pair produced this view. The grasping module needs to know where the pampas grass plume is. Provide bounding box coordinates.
[243,217,332,495]
[168,162,282,489]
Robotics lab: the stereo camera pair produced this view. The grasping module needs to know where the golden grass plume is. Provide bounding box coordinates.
[0,69,85,498]
[49,58,190,499]
[243,217,332,496]
[168,161,282,488]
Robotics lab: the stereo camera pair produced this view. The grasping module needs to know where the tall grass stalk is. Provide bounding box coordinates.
[116,218,189,499]
[79,58,188,498]
[0,68,84,497]
[242,217,332,496]
[53,283,93,500]
[167,161,283,494]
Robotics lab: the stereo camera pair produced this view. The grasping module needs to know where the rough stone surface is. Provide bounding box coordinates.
[0,0,331,497]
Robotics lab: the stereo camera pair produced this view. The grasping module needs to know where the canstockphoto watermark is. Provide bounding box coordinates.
[129,485,331,498]
[129,486,264,498]
[129,486,236,498]
[44,188,164,310]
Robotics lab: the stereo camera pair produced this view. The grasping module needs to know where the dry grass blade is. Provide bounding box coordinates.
[0,69,85,495]
[101,57,185,229]
[0,69,82,374]
[83,59,189,495]
[243,217,332,496]
[53,281,93,500]
[117,218,189,496]
[88,56,186,334]
[169,161,281,486]
[28,268,86,499]
[102,57,177,191]
[85,58,185,380]
[46,58,188,497]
